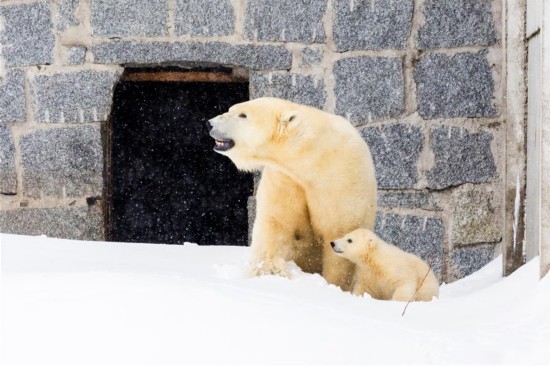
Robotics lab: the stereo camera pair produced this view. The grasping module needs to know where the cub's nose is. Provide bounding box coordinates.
[330,242,335,248]
[206,120,214,131]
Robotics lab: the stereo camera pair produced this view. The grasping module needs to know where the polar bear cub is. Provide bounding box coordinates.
[330,228,439,301]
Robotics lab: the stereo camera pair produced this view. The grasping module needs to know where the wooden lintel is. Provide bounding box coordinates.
[121,71,247,83]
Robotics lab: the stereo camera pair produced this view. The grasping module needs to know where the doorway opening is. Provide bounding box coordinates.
[105,67,252,246]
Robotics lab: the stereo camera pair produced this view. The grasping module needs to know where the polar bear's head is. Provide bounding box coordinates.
[330,228,378,260]
[207,97,302,171]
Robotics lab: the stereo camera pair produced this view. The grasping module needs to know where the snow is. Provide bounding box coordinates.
[1,233,549,365]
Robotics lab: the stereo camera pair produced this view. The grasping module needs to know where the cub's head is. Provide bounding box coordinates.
[330,228,378,261]
[207,97,300,171]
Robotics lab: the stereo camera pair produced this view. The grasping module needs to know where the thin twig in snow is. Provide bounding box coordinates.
[402,256,434,317]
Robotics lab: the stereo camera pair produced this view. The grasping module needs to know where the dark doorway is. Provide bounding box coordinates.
[107,69,252,246]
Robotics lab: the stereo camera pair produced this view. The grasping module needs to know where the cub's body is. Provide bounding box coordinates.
[331,228,439,301]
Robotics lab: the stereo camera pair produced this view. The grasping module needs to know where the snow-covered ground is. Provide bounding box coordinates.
[1,233,549,365]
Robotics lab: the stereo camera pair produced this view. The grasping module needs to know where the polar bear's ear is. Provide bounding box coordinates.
[280,111,298,126]
[360,229,377,249]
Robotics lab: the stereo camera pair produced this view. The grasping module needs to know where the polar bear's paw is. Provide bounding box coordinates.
[248,258,291,278]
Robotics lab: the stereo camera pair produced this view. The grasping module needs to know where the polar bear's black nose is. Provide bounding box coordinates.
[330,242,335,248]
[206,120,213,131]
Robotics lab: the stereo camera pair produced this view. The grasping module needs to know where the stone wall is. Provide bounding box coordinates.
[0,0,503,282]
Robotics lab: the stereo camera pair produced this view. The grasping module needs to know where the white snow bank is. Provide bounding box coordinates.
[1,233,549,365]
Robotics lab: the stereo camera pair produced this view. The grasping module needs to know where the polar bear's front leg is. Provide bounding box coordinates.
[247,168,309,278]
[247,216,292,277]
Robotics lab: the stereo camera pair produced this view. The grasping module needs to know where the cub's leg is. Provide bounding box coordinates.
[351,276,367,297]
[415,274,439,301]
[248,167,316,277]
[391,283,417,302]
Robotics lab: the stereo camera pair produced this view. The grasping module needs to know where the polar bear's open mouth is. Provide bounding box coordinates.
[213,138,235,152]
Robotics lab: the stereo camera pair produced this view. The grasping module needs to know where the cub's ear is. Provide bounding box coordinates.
[360,229,378,248]
[366,239,377,248]
[280,111,298,125]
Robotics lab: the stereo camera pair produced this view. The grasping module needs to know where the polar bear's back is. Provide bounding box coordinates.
[287,102,378,234]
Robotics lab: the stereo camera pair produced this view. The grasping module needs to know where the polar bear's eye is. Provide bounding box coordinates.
[347,239,353,243]
[238,113,247,118]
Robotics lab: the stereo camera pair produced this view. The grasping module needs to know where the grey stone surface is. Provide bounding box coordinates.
[300,48,324,67]
[248,196,256,245]
[415,51,496,119]
[244,0,326,43]
[375,212,444,278]
[427,126,496,189]
[418,0,498,49]
[91,41,292,70]
[361,124,423,189]
[56,0,81,31]
[0,69,26,123]
[0,3,55,67]
[451,186,501,245]
[253,171,262,195]
[250,73,326,109]
[64,46,87,65]
[378,191,441,211]
[334,57,404,125]
[30,70,121,123]
[0,125,16,194]
[20,126,103,198]
[448,244,497,281]
[0,206,103,240]
[91,0,168,36]
[175,0,235,36]
[333,0,413,51]
[91,41,178,64]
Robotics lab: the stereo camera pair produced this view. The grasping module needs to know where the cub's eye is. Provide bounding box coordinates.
[238,113,247,118]
[347,239,353,243]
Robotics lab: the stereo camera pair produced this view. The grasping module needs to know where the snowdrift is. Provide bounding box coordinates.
[1,233,549,365]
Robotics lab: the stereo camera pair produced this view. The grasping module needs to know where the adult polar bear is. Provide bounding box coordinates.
[208,97,377,290]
